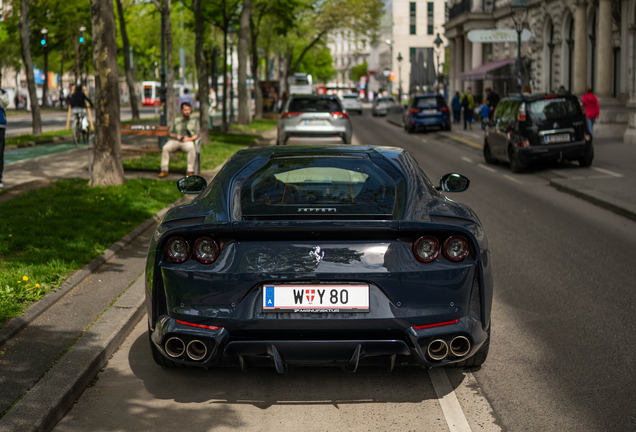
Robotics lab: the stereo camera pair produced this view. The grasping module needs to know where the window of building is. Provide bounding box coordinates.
[410,2,416,35]
[427,2,434,35]
[410,47,416,62]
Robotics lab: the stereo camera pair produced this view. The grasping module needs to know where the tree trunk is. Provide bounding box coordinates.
[115,0,140,120]
[163,0,176,127]
[42,48,49,108]
[89,0,125,186]
[193,0,209,143]
[237,0,251,125]
[18,0,42,135]
[221,28,228,133]
[211,47,218,103]
[250,16,262,120]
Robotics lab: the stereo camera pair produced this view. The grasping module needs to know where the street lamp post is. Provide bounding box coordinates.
[41,28,48,107]
[386,39,393,96]
[159,15,168,148]
[79,26,86,87]
[433,33,444,95]
[397,52,403,102]
[510,0,529,94]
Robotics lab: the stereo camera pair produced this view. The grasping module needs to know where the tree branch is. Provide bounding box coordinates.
[150,0,163,13]
[289,30,327,74]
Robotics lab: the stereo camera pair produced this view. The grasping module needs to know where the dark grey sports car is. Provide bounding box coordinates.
[146,145,493,372]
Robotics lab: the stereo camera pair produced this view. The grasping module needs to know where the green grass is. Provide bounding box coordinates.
[122,132,256,171]
[231,118,277,133]
[121,116,160,125]
[0,178,183,326]
[6,129,73,147]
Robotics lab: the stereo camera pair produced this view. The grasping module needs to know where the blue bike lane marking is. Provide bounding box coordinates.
[5,141,89,164]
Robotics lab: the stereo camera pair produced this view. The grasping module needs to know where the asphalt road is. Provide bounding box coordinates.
[54,111,636,431]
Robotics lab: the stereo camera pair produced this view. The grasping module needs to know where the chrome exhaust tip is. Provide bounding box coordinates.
[165,337,186,358]
[186,340,208,361]
[450,336,471,357]
[427,339,449,361]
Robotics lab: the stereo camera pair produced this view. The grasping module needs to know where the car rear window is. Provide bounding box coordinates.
[415,97,445,107]
[240,157,396,219]
[528,98,580,121]
[288,98,342,113]
[343,94,359,99]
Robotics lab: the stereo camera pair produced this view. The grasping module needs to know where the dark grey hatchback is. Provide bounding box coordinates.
[483,93,594,172]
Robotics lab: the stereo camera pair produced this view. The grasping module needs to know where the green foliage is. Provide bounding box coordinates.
[6,129,72,147]
[232,119,277,132]
[350,61,368,82]
[296,45,335,84]
[0,178,183,325]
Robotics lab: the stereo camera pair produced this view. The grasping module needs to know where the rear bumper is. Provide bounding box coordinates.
[149,314,488,371]
[411,115,449,127]
[521,140,593,162]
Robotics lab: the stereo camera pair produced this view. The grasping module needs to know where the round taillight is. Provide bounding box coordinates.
[413,236,440,263]
[443,235,469,262]
[166,237,190,263]
[194,237,220,264]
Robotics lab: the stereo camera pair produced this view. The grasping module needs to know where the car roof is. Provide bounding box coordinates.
[414,94,440,98]
[502,93,578,102]
[235,145,405,160]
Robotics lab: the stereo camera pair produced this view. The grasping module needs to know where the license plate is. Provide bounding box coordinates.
[263,284,369,313]
[423,109,437,115]
[304,119,327,125]
[544,133,570,143]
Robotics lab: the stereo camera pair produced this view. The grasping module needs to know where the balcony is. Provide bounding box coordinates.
[447,0,494,21]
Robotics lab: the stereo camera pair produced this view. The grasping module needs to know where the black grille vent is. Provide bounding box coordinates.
[163,217,205,227]
[469,276,481,320]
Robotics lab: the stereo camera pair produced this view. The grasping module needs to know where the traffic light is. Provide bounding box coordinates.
[40,29,47,47]
[79,26,86,44]
[79,34,85,43]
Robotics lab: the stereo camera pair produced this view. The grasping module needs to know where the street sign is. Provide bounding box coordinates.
[382,68,391,77]
[467,29,532,43]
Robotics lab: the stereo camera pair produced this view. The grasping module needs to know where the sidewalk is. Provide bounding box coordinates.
[442,126,636,221]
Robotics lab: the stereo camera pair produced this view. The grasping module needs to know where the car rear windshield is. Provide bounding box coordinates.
[240,157,396,219]
[343,94,359,99]
[528,98,580,121]
[288,98,342,113]
[415,97,446,108]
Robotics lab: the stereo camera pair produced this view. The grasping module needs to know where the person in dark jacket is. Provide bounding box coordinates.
[451,92,461,123]
[485,88,499,120]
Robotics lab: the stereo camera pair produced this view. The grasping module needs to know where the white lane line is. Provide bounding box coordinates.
[478,163,497,173]
[428,367,473,432]
[503,174,523,184]
[461,157,473,163]
[591,167,623,177]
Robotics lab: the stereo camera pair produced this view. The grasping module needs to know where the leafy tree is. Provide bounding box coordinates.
[18,0,42,135]
[350,61,367,82]
[115,0,140,120]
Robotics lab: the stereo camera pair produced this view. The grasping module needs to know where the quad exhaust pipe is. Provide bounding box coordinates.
[427,339,449,361]
[450,336,471,357]
[186,340,208,361]
[165,337,185,358]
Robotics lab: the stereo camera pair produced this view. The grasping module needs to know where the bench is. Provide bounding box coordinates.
[87,124,202,176]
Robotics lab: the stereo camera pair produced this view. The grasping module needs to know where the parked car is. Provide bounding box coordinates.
[483,93,594,173]
[146,145,493,372]
[402,94,451,133]
[371,96,396,116]
[277,94,352,145]
[340,93,363,115]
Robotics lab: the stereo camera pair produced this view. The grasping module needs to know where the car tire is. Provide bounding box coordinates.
[579,154,594,167]
[342,134,351,144]
[407,123,416,134]
[446,326,490,369]
[483,142,497,165]
[508,147,527,173]
[148,332,189,368]
[359,110,363,115]
[445,123,451,132]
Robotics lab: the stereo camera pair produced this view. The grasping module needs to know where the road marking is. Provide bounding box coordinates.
[449,135,482,150]
[461,157,473,163]
[428,368,473,432]
[503,174,523,184]
[478,163,497,173]
[591,167,623,177]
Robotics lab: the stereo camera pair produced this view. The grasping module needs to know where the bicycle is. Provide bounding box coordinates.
[72,109,90,146]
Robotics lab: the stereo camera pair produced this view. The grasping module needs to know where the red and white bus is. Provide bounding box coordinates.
[142,81,161,106]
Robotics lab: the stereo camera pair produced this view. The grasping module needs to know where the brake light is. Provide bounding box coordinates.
[439,106,449,112]
[194,237,220,264]
[409,108,421,114]
[282,112,302,118]
[331,112,349,119]
[413,236,440,263]
[443,235,469,262]
[176,320,220,330]
[545,95,557,99]
[520,138,530,147]
[585,133,592,141]
[166,237,190,263]
[517,102,526,121]
[413,319,460,330]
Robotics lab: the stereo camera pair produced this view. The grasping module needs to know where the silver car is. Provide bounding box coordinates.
[340,93,363,115]
[371,96,396,116]
[277,95,353,145]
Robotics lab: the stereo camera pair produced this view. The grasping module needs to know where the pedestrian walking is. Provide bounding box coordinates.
[0,72,8,189]
[179,88,196,110]
[485,87,499,119]
[480,100,490,130]
[461,88,475,130]
[451,92,461,123]
[158,102,200,178]
[581,85,600,137]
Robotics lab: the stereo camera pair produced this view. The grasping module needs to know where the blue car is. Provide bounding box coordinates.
[403,94,451,133]
[146,145,493,372]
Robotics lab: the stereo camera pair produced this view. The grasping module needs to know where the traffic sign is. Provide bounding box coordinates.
[382,68,391,77]
[467,29,532,43]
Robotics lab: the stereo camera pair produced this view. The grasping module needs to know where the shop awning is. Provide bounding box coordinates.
[459,58,517,81]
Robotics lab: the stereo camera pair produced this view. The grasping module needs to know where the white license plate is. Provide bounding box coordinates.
[423,109,437,115]
[263,284,369,313]
[544,133,570,143]
[304,119,327,125]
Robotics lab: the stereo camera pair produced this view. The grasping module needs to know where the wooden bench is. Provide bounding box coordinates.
[88,124,202,176]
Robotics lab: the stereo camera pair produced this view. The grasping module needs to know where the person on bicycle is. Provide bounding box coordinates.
[70,86,93,132]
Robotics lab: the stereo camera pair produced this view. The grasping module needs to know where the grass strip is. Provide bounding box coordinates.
[122,131,254,171]
[0,178,183,326]
[231,118,277,133]
[6,129,73,147]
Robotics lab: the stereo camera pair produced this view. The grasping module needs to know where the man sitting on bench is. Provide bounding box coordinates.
[158,102,199,178]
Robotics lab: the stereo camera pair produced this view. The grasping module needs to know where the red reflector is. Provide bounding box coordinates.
[439,106,449,112]
[518,113,526,121]
[409,108,421,114]
[545,95,557,99]
[176,320,220,330]
[331,111,349,119]
[520,139,530,147]
[413,319,460,330]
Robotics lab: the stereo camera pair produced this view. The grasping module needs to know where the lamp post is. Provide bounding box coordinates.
[397,52,403,102]
[159,14,168,148]
[510,0,529,94]
[433,33,444,94]
[79,26,86,87]
[385,39,393,96]
[41,29,48,107]
[228,26,237,127]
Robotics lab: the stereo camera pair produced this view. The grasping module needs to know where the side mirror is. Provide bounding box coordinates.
[177,175,207,194]
[437,173,470,193]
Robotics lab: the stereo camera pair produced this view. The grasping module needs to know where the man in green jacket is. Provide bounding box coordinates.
[460,87,475,130]
[158,102,200,178]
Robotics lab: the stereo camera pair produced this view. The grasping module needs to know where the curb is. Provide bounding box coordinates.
[0,276,146,432]
[549,178,636,222]
[0,195,187,348]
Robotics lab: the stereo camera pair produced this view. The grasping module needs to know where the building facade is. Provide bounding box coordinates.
[445,0,636,141]
[326,30,371,91]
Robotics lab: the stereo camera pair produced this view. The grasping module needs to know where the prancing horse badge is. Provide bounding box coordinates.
[309,246,325,265]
